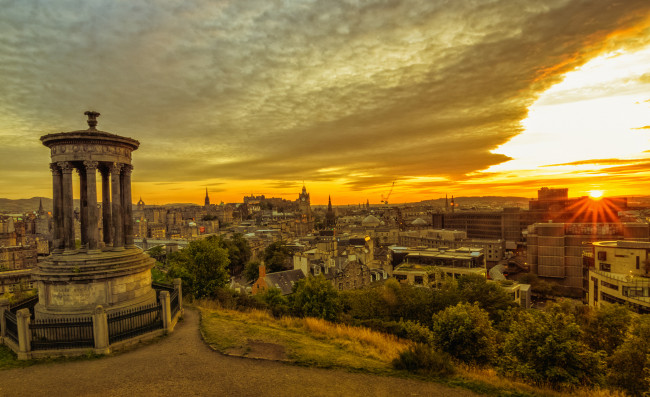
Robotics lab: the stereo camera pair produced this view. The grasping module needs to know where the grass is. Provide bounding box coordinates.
[198,302,407,373]
[197,301,630,397]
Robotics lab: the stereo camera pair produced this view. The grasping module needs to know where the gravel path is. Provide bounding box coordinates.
[0,309,478,397]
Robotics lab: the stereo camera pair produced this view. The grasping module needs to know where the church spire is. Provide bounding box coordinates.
[38,198,45,215]
[204,187,210,207]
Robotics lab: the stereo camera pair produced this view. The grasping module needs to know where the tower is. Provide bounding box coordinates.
[450,195,455,213]
[297,184,312,235]
[326,195,336,229]
[35,111,156,319]
[204,187,210,207]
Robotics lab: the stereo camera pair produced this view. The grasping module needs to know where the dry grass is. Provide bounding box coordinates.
[198,304,408,372]
[456,364,630,397]
[279,315,408,362]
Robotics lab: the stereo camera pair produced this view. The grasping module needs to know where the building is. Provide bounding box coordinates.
[399,229,506,266]
[392,247,486,286]
[586,240,650,313]
[527,222,648,297]
[251,265,306,295]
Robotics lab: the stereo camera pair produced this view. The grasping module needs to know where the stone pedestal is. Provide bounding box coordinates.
[33,247,155,318]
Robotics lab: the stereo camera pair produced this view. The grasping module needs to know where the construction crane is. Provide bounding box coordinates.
[381,181,395,205]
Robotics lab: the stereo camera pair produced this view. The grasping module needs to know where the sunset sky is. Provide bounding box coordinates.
[1,1,650,205]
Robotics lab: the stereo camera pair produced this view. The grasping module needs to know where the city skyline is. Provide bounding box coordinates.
[2,1,650,205]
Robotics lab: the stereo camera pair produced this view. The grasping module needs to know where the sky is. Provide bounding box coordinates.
[1,0,650,205]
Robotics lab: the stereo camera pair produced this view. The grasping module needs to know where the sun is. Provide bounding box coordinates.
[589,190,604,199]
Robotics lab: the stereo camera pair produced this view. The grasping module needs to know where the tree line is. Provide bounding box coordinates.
[153,235,650,395]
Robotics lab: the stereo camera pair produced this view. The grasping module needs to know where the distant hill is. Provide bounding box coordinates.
[0,197,52,214]
[419,196,531,209]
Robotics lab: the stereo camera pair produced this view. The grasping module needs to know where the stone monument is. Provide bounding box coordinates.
[34,111,156,318]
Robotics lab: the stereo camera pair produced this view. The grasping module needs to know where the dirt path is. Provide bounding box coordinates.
[0,309,478,397]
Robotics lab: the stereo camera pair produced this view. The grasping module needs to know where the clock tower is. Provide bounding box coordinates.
[297,184,313,235]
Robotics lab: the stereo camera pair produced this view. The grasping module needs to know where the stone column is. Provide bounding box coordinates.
[16,308,31,360]
[159,290,172,332]
[50,163,64,252]
[92,305,110,355]
[58,162,75,251]
[84,161,99,251]
[110,163,123,250]
[100,167,112,247]
[78,166,88,249]
[121,164,135,247]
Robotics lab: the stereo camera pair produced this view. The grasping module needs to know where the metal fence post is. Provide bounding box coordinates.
[159,291,172,332]
[16,308,31,360]
[0,298,9,341]
[173,278,183,314]
[93,305,110,355]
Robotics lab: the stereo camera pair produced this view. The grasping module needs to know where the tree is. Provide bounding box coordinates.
[147,245,166,263]
[263,241,291,273]
[219,233,252,276]
[607,315,650,396]
[244,260,261,282]
[431,302,496,365]
[167,236,230,298]
[582,303,631,356]
[456,274,517,325]
[291,275,341,321]
[499,308,604,388]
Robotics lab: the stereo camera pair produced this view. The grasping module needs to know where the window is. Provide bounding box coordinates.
[601,280,619,291]
[597,251,607,260]
[414,276,423,285]
[599,263,611,272]
[637,256,640,270]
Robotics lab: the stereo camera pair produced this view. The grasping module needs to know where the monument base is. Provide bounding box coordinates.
[32,247,156,319]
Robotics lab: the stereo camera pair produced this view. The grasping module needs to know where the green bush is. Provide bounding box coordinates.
[607,315,650,396]
[431,302,496,365]
[392,343,456,377]
[499,308,604,389]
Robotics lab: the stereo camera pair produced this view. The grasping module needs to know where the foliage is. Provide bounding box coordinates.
[431,302,496,365]
[356,319,434,344]
[147,245,166,263]
[243,260,261,282]
[518,273,554,299]
[499,308,604,388]
[254,287,289,317]
[263,241,292,273]
[291,274,341,322]
[210,287,267,311]
[456,274,517,325]
[201,214,218,221]
[219,233,251,276]
[341,279,441,327]
[607,315,650,396]
[167,236,230,298]
[392,343,456,377]
[582,303,632,356]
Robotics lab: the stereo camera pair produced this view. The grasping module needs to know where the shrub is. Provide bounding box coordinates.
[431,302,496,365]
[392,344,456,377]
[499,308,604,389]
[290,274,341,321]
[607,315,650,396]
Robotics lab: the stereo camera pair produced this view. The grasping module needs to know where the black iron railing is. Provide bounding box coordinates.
[152,282,174,293]
[30,317,94,350]
[10,295,39,318]
[170,289,180,318]
[4,310,18,345]
[107,303,163,344]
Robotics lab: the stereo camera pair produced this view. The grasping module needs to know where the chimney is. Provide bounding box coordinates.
[259,264,266,279]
